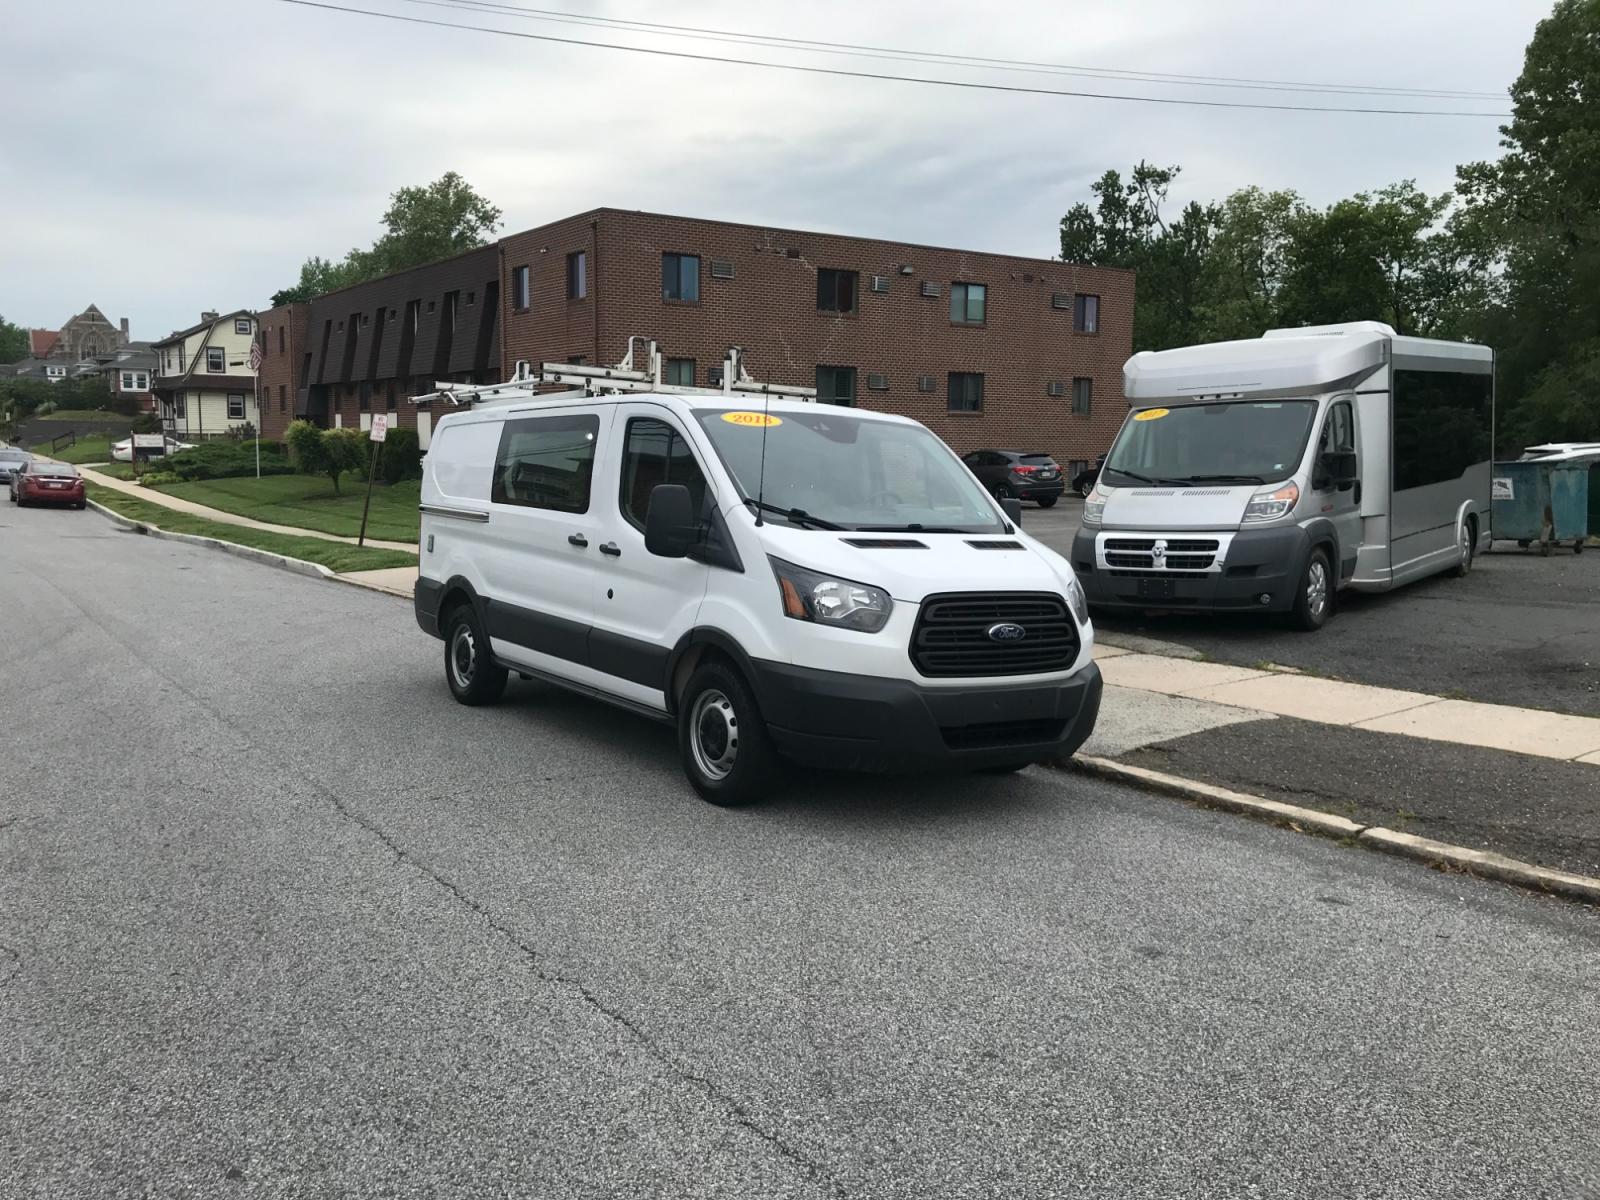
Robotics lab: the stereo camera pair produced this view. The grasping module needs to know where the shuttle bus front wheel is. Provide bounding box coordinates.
[1291,548,1333,632]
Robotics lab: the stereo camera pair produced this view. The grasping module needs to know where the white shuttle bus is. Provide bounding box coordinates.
[1071,322,1493,630]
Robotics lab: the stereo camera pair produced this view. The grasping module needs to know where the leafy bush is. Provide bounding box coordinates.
[287,420,368,494]
[161,440,294,481]
[378,427,422,484]
[132,412,162,434]
[139,471,181,487]
[34,399,57,416]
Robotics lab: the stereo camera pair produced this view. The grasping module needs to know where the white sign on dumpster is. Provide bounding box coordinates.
[1492,476,1514,501]
[132,433,166,449]
[369,413,388,442]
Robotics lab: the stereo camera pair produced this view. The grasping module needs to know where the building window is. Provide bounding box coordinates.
[1071,377,1092,414]
[1074,293,1099,334]
[444,291,459,331]
[490,413,601,513]
[619,417,709,530]
[279,385,287,412]
[916,375,936,392]
[947,372,984,413]
[466,291,476,307]
[234,318,252,335]
[710,260,735,279]
[206,347,225,372]
[512,265,530,310]
[816,268,858,314]
[120,370,149,391]
[816,365,856,406]
[174,393,186,419]
[567,251,588,299]
[359,381,372,411]
[866,373,889,391]
[227,393,246,420]
[426,300,436,315]
[1051,292,1072,310]
[665,358,695,386]
[950,282,986,325]
[662,253,700,302]
[278,326,286,353]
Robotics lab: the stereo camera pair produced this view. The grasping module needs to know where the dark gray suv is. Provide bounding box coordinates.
[961,449,1065,508]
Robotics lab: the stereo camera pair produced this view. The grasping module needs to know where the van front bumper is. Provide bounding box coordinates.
[1070,526,1309,614]
[750,659,1102,773]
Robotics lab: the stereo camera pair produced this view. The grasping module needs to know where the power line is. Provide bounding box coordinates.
[274,0,1511,118]
[410,0,1507,101]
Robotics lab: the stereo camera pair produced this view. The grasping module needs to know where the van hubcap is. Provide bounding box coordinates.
[1306,560,1328,619]
[1460,525,1472,569]
[691,689,738,781]
[450,625,477,689]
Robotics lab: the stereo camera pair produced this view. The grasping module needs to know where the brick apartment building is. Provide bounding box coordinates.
[497,209,1133,477]
[257,209,1131,475]
[257,246,501,446]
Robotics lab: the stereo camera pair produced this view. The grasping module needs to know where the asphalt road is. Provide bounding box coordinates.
[1025,499,1600,717]
[3,504,1598,1199]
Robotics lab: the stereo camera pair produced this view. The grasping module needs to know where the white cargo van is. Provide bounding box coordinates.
[414,344,1102,804]
[1072,322,1493,630]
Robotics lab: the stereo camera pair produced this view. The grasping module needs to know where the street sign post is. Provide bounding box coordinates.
[357,415,388,547]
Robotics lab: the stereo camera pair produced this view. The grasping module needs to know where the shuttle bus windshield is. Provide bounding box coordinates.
[1102,400,1318,487]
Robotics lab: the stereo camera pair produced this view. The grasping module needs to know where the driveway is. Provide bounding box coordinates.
[1025,498,1600,716]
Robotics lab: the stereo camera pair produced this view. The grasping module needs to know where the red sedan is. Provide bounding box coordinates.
[10,462,87,509]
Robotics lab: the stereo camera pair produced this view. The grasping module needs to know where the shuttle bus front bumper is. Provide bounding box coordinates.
[1069,526,1313,614]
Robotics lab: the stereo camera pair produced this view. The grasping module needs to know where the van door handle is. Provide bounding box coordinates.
[599,542,622,557]
[567,533,588,548]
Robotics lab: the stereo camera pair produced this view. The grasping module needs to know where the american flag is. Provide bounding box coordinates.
[248,340,263,372]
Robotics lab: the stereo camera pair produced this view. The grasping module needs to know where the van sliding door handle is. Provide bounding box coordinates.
[599,542,622,557]
[567,534,588,548]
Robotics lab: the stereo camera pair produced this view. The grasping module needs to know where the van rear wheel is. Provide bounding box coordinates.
[444,604,507,706]
[678,660,776,806]
[1290,548,1333,632]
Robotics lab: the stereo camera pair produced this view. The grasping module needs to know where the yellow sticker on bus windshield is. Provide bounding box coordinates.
[1134,408,1170,422]
[721,411,783,428]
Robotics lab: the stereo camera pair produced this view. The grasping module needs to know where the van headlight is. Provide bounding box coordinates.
[1243,482,1299,522]
[1064,573,1090,624]
[1082,485,1108,526]
[769,557,893,633]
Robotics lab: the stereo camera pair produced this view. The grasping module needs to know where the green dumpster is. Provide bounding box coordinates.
[1491,460,1589,555]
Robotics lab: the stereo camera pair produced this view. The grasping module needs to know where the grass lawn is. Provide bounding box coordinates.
[94,462,138,480]
[153,474,422,543]
[86,484,419,574]
[42,433,115,464]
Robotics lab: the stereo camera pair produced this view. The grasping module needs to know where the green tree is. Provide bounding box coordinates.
[1277,182,1453,336]
[1197,187,1304,342]
[0,314,27,365]
[1456,0,1600,439]
[270,173,502,307]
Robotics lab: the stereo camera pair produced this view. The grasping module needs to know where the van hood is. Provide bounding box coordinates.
[752,522,1075,603]
[1099,484,1255,531]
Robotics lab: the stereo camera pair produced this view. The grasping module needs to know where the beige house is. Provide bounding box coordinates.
[152,310,261,439]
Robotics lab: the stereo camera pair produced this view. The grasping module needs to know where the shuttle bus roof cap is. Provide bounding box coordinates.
[1124,321,1489,404]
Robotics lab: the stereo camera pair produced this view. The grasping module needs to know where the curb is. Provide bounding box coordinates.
[330,574,413,599]
[1068,754,1600,905]
[87,498,335,582]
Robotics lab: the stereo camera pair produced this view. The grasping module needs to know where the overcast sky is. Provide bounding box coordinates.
[2,0,1549,341]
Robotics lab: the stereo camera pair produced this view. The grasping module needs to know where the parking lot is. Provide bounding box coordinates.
[1026,497,1600,718]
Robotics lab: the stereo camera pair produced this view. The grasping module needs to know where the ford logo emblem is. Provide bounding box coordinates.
[987,622,1027,642]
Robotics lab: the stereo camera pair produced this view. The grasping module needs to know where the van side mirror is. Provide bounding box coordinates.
[1001,497,1023,526]
[645,483,696,557]
[1321,450,1358,490]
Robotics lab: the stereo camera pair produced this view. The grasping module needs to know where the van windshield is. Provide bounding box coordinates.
[695,408,1005,533]
[1103,400,1317,486]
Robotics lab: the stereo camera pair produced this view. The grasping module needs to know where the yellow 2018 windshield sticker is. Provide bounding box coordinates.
[721,411,783,428]
[1133,408,1170,422]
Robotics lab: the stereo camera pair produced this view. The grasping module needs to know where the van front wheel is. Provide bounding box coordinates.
[444,605,507,706]
[1290,548,1333,632]
[678,660,776,806]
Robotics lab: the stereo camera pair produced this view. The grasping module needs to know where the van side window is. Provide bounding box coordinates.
[491,413,600,513]
[620,418,709,528]
[1320,401,1355,456]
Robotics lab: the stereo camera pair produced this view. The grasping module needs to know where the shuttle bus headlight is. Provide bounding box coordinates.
[1243,482,1299,523]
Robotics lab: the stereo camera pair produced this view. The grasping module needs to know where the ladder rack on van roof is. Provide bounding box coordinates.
[411,337,817,409]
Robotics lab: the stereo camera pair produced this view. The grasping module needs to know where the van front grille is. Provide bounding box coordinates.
[1102,537,1220,572]
[911,592,1078,678]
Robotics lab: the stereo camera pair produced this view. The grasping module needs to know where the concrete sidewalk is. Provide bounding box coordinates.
[1094,648,1600,766]
[78,466,418,554]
